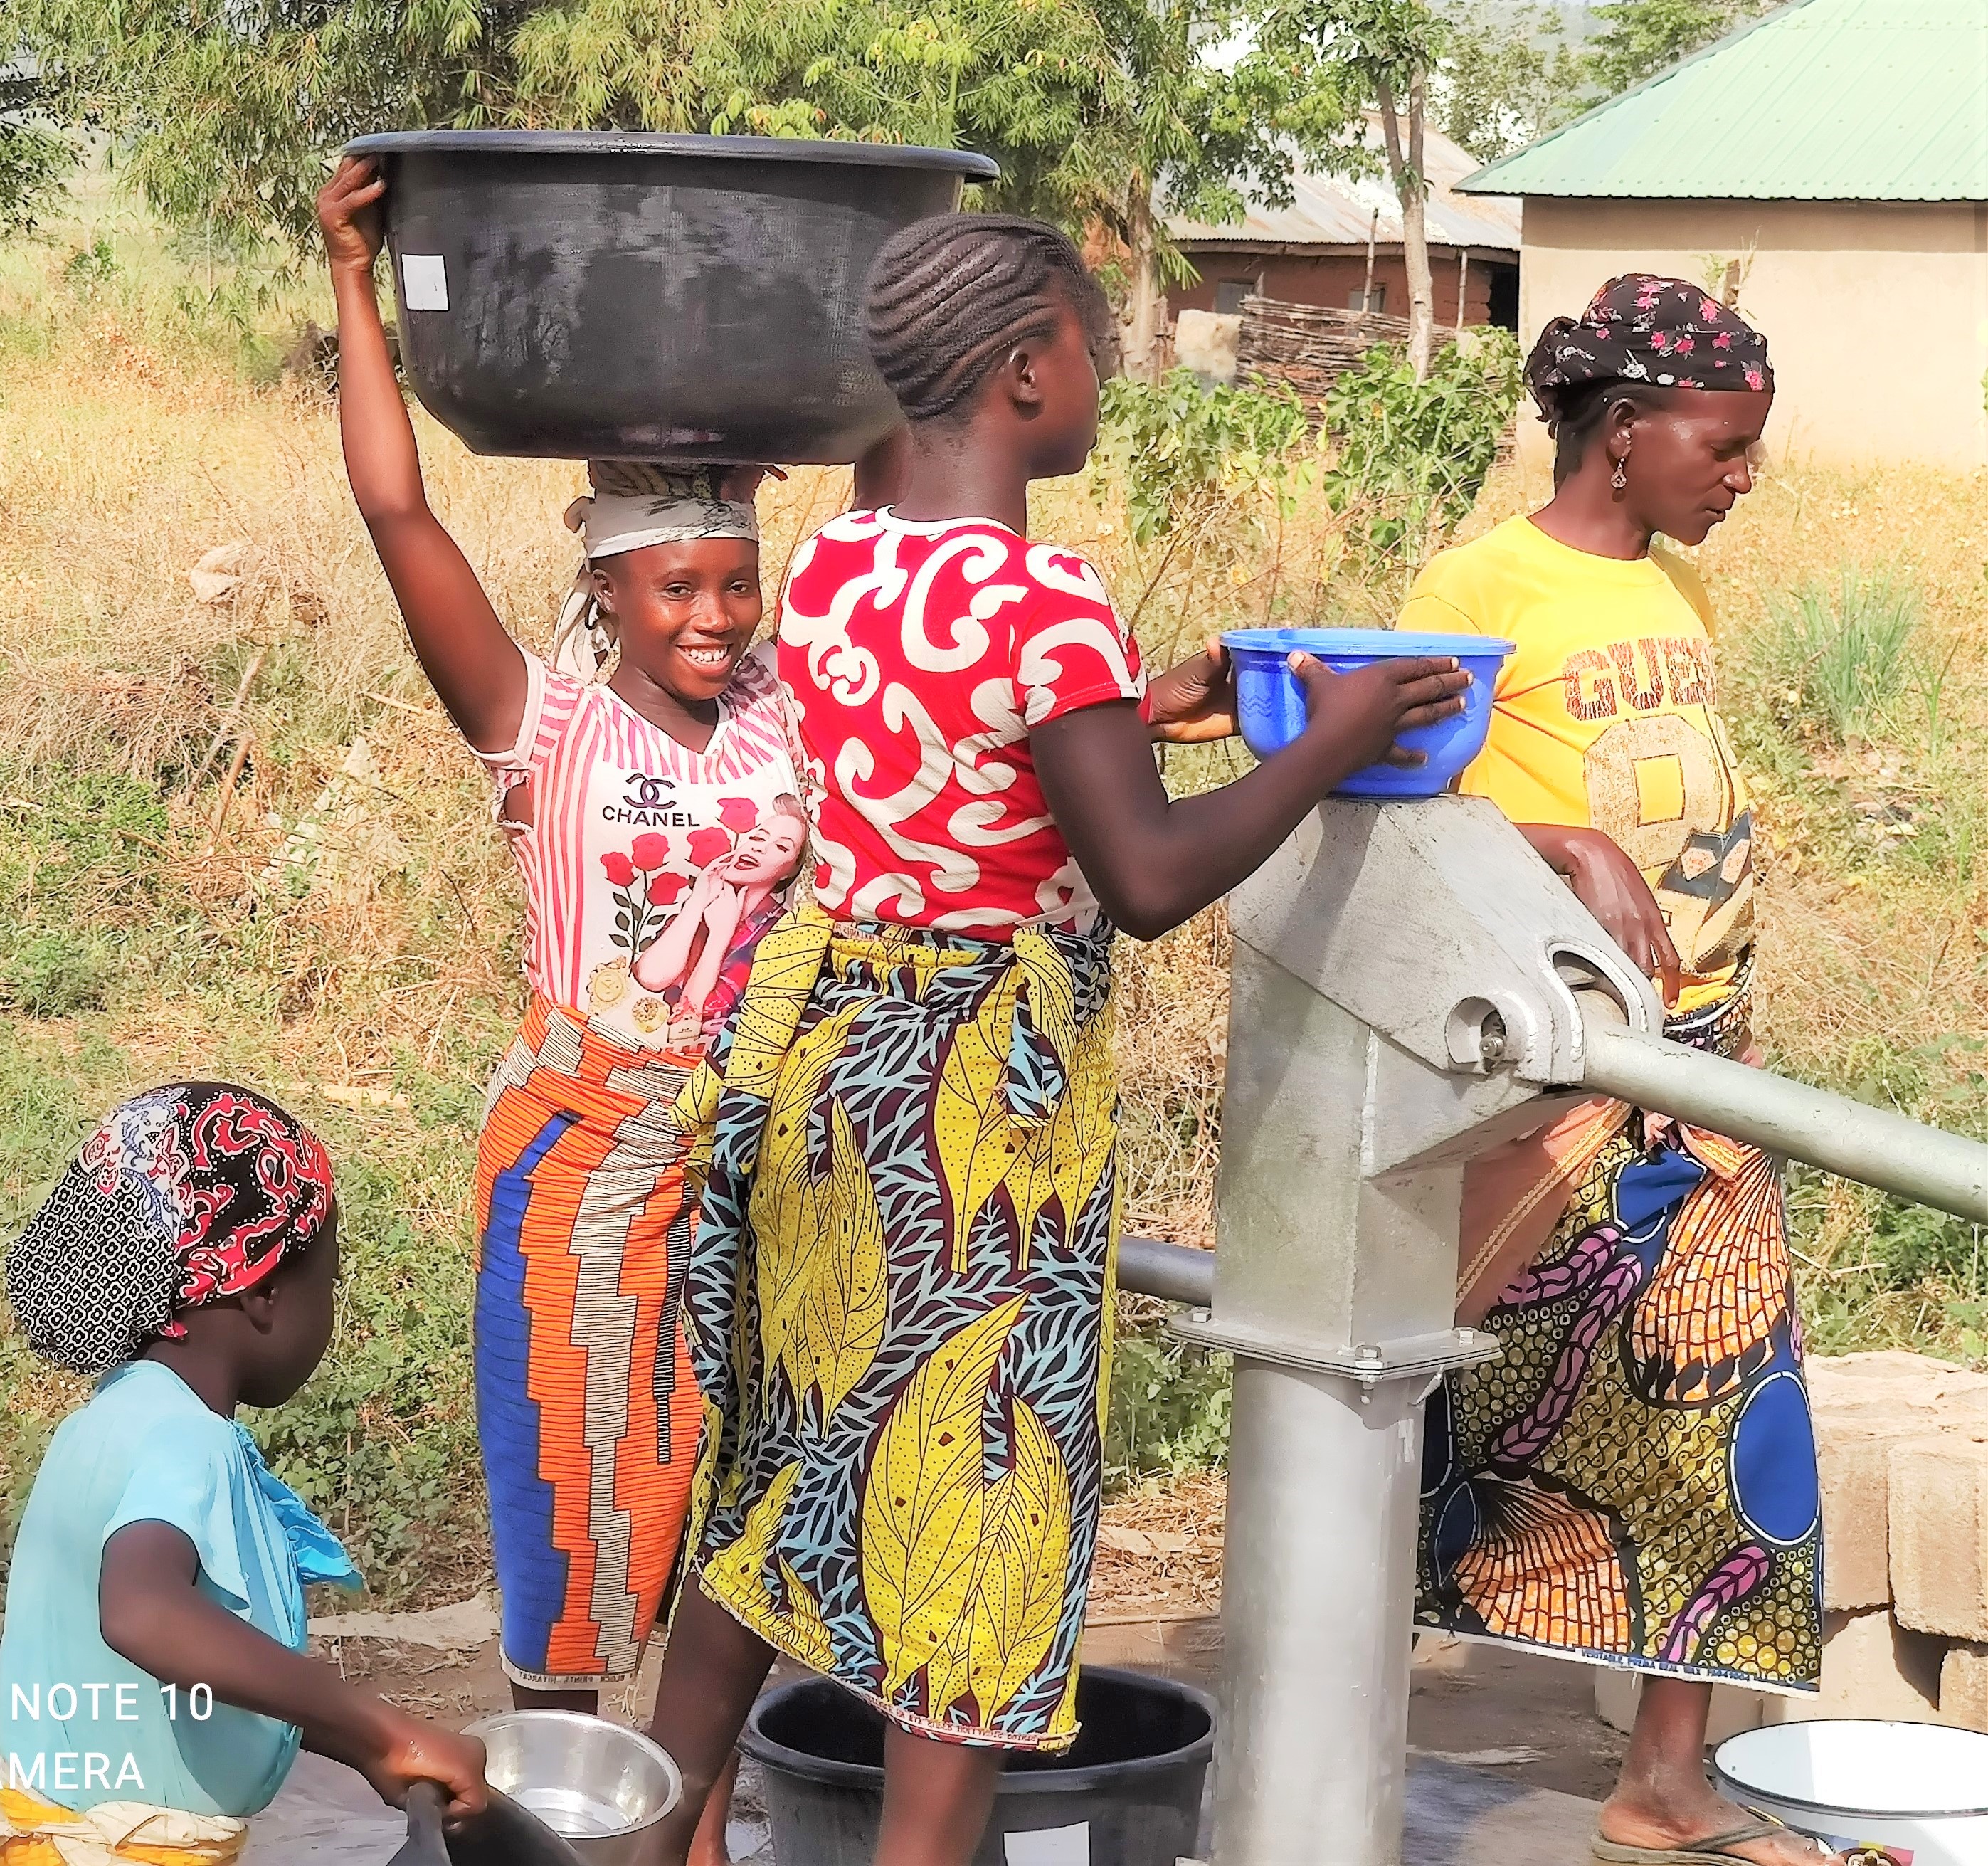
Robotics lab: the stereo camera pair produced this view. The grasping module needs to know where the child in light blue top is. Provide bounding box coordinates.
[3,1359,359,1813]
[0,1082,485,1835]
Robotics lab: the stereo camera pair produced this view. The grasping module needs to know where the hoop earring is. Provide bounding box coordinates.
[1610,449,1629,492]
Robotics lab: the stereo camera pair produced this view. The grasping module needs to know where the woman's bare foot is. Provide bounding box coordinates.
[1600,1777,1840,1865]
[1601,1677,1843,1865]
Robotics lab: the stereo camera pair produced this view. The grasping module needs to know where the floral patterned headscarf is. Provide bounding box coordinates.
[8,1082,334,1375]
[1525,274,1772,401]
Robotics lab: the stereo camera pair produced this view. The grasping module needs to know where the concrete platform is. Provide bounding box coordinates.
[246,1740,1601,1866]
[1403,1754,1597,1865]
[263,1609,1609,1865]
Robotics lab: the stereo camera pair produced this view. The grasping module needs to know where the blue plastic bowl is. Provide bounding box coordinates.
[1222,627,1515,799]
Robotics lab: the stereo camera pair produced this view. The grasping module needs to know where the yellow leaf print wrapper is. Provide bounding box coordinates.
[931,974,1024,1274]
[682,915,1121,1753]
[860,1297,1021,1696]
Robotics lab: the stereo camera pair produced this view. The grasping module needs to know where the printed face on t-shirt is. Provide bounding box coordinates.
[728,808,807,888]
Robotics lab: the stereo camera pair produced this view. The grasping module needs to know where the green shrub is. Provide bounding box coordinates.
[1106,1324,1231,1490]
[1094,369,1308,548]
[1321,327,1523,573]
[60,235,120,297]
[1,929,117,1015]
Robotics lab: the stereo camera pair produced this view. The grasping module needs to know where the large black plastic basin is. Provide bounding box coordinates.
[344,131,998,464]
[740,1668,1215,1865]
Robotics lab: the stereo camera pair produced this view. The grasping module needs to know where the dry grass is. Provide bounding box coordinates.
[1,206,1984,1593]
[1089,1470,1227,1618]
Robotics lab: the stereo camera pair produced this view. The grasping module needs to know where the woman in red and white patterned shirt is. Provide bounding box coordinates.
[642,211,1471,1866]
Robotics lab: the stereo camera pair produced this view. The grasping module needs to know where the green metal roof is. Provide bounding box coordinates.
[1457,0,1988,201]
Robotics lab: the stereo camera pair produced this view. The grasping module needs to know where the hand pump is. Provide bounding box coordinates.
[1110,796,1988,1866]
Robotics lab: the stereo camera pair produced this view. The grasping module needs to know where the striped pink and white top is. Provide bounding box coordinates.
[482,642,804,1053]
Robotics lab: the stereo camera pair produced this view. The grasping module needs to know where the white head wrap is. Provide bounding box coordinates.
[551,462,761,680]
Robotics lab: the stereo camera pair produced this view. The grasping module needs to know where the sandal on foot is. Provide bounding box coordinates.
[1591,1819,1832,1865]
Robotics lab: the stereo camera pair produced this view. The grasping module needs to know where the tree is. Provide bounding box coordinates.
[1270,0,1446,379]
[0,67,75,238]
[14,0,1363,367]
[1583,0,1773,95]
[11,0,550,250]
[1069,2,1365,380]
[511,0,1367,381]
[1434,1,1584,164]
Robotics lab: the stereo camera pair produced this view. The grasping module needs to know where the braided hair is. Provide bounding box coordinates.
[864,212,1112,424]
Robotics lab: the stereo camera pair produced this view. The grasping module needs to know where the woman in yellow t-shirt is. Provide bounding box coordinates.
[1405,279,1839,1866]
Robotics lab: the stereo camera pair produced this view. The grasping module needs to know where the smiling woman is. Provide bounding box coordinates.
[314,152,827,1859]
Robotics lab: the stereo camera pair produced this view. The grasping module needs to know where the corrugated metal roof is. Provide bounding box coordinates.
[1170,115,1521,253]
[1458,0,1988,201]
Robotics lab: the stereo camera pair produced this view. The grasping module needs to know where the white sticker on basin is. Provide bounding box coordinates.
[401,254,448,312]
[1004,1824,1089,1866]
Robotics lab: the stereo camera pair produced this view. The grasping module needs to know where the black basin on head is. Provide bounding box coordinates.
[344,130,998,464]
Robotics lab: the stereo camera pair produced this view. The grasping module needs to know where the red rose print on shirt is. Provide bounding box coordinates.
[687,826,733,868]
[648,870,689,907]
[601,851,636,887]
[630,831,672,871]
[717,796,760,833]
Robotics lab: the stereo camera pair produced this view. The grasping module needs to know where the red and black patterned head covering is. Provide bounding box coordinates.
[1525,275,1772,404]
[7,1081,334,1375]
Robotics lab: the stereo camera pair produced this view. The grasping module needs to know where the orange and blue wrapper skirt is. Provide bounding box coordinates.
[473,996,704,1690]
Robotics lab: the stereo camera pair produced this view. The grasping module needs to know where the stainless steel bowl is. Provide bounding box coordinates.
[465,1712,682,1866]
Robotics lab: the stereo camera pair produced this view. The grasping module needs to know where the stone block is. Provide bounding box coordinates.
[1764,1606,1942,1724]
[1807,1352,1988,1614]
[1808,1350,1988,1400]
[1592,1668,1767,1741]
[1817,1420,1899,1610]
[1940,1643,1988,1734]
[1891,1434,1988,1641]
[1173,309,1240,384]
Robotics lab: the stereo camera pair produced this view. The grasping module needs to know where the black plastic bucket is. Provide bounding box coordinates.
[343,130,999,464]
[739,1668,1215,1866]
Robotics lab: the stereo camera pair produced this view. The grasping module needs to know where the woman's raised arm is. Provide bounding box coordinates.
[319,157,527,756]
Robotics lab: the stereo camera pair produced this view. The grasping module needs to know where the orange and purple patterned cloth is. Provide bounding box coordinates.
[1417,964,1824,1694]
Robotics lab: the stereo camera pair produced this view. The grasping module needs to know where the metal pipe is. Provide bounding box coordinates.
[1118,1234,1215,1306]
[1212,1362,1423,1866]
[1577,1010,1988,1223]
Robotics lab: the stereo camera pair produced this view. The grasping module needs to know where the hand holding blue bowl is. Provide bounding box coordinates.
[1222,628,1516,799]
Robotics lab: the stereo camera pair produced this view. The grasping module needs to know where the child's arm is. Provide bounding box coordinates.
[318,157,528,758]
[1517,824,1682,1007]
[100,1522,487,1823]
[1033,654,1469,942]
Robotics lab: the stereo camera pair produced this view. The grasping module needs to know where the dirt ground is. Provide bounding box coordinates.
[328,1614,1627,1808]
[322,1460,1617,1808]
[320,1467,1625,1814]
